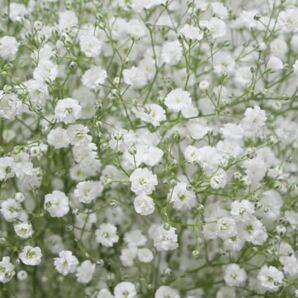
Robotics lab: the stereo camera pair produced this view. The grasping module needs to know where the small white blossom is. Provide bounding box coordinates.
[0,36,19,60]
[137,248,154,263]
[257,265,284,292]
[47,127,70,149]
[80,35,102,58]
[169,182,196,211]
[44,191,69,218]
[54,250,79,276]
[114,282,137,298]
[82,66,107,90]
[55,98,82,124]
[19,246,42,266]
[155,286,180,298]
[134,194,155,215]
[165,89,192,113]
[151,225,178,251]
[224,264,247,287]
[14,222,33,239]
[161,40,182,65]
[129,168,158,195]
[179,24,203,40]
[0,257,15,283]
[76,260,96,284]
[96,223,119,247]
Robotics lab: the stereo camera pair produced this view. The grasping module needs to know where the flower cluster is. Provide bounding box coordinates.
[0,0,298,297]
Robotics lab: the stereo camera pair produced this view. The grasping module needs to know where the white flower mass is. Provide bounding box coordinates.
[0,0,298,297]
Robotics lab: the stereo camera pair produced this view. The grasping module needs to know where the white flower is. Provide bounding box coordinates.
[9,3,27,22]
[120,246,137,267]
[213,52,235,75]
[165,88,192,113]
[257,265,284,292]
[76,260,96,284]
[44,191,69,218]
[216,217,237,240]
[58,10,78,31]
[243,157,267,186]
[17,270,28,281]
[211,2,228,19]
[82,66,107,90]
[234,66,253,86]
[179,24,203,40]
[155,286,180,298]
[241,106,267,137]
[95,223,119,247]
[169,182,196,211]
[54,250,79,276]
[270,38,288,58]
[129,168,158,195]
[278,8,298,32]
[199,80,209,90]
[140,145,164,167]
[194,0,208,10]
[0,157,15,181]
[74,181,103,204]
[210,168,227,189]
[256,190,283,221]
[196,146,223,174]
[220,123,244,142]
[127,19,146,38]
[280,256,298,277]
[134,194,155,215]
[135,103,166,127]
[0,92,22,120]
[33,60,58,82]
[67,124,91,145]
[24,79,49,107]
[236,10,260,29]
[161,40,182,65]
[223,235,245,252]
[14,222,33,239]
[55,98,81,124]
[0,198,22,222]
[114,281,137,298]
[184,145,200,163]
[137,248,153,263]
[267,55,284,71]
[46,235,64,254]
[0,36,19,60]
[201,17,226,39]
[123,66,148,89]
[36,44,54,61]
[97,289,114,298]
[285,211,298,227]
[47,127,70,149]
[238,216,268,245]
[186,120,211,140]
[224,264,247,287]
[230,200,255,221]
[19,246,42,266]
[124,229,147,247]
[80,35,102,58]
[151,225,178,251]
[72,142,98,162]
[0,257,15,283]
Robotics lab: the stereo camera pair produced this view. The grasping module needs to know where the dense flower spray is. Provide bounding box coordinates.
[0,0,298,297]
